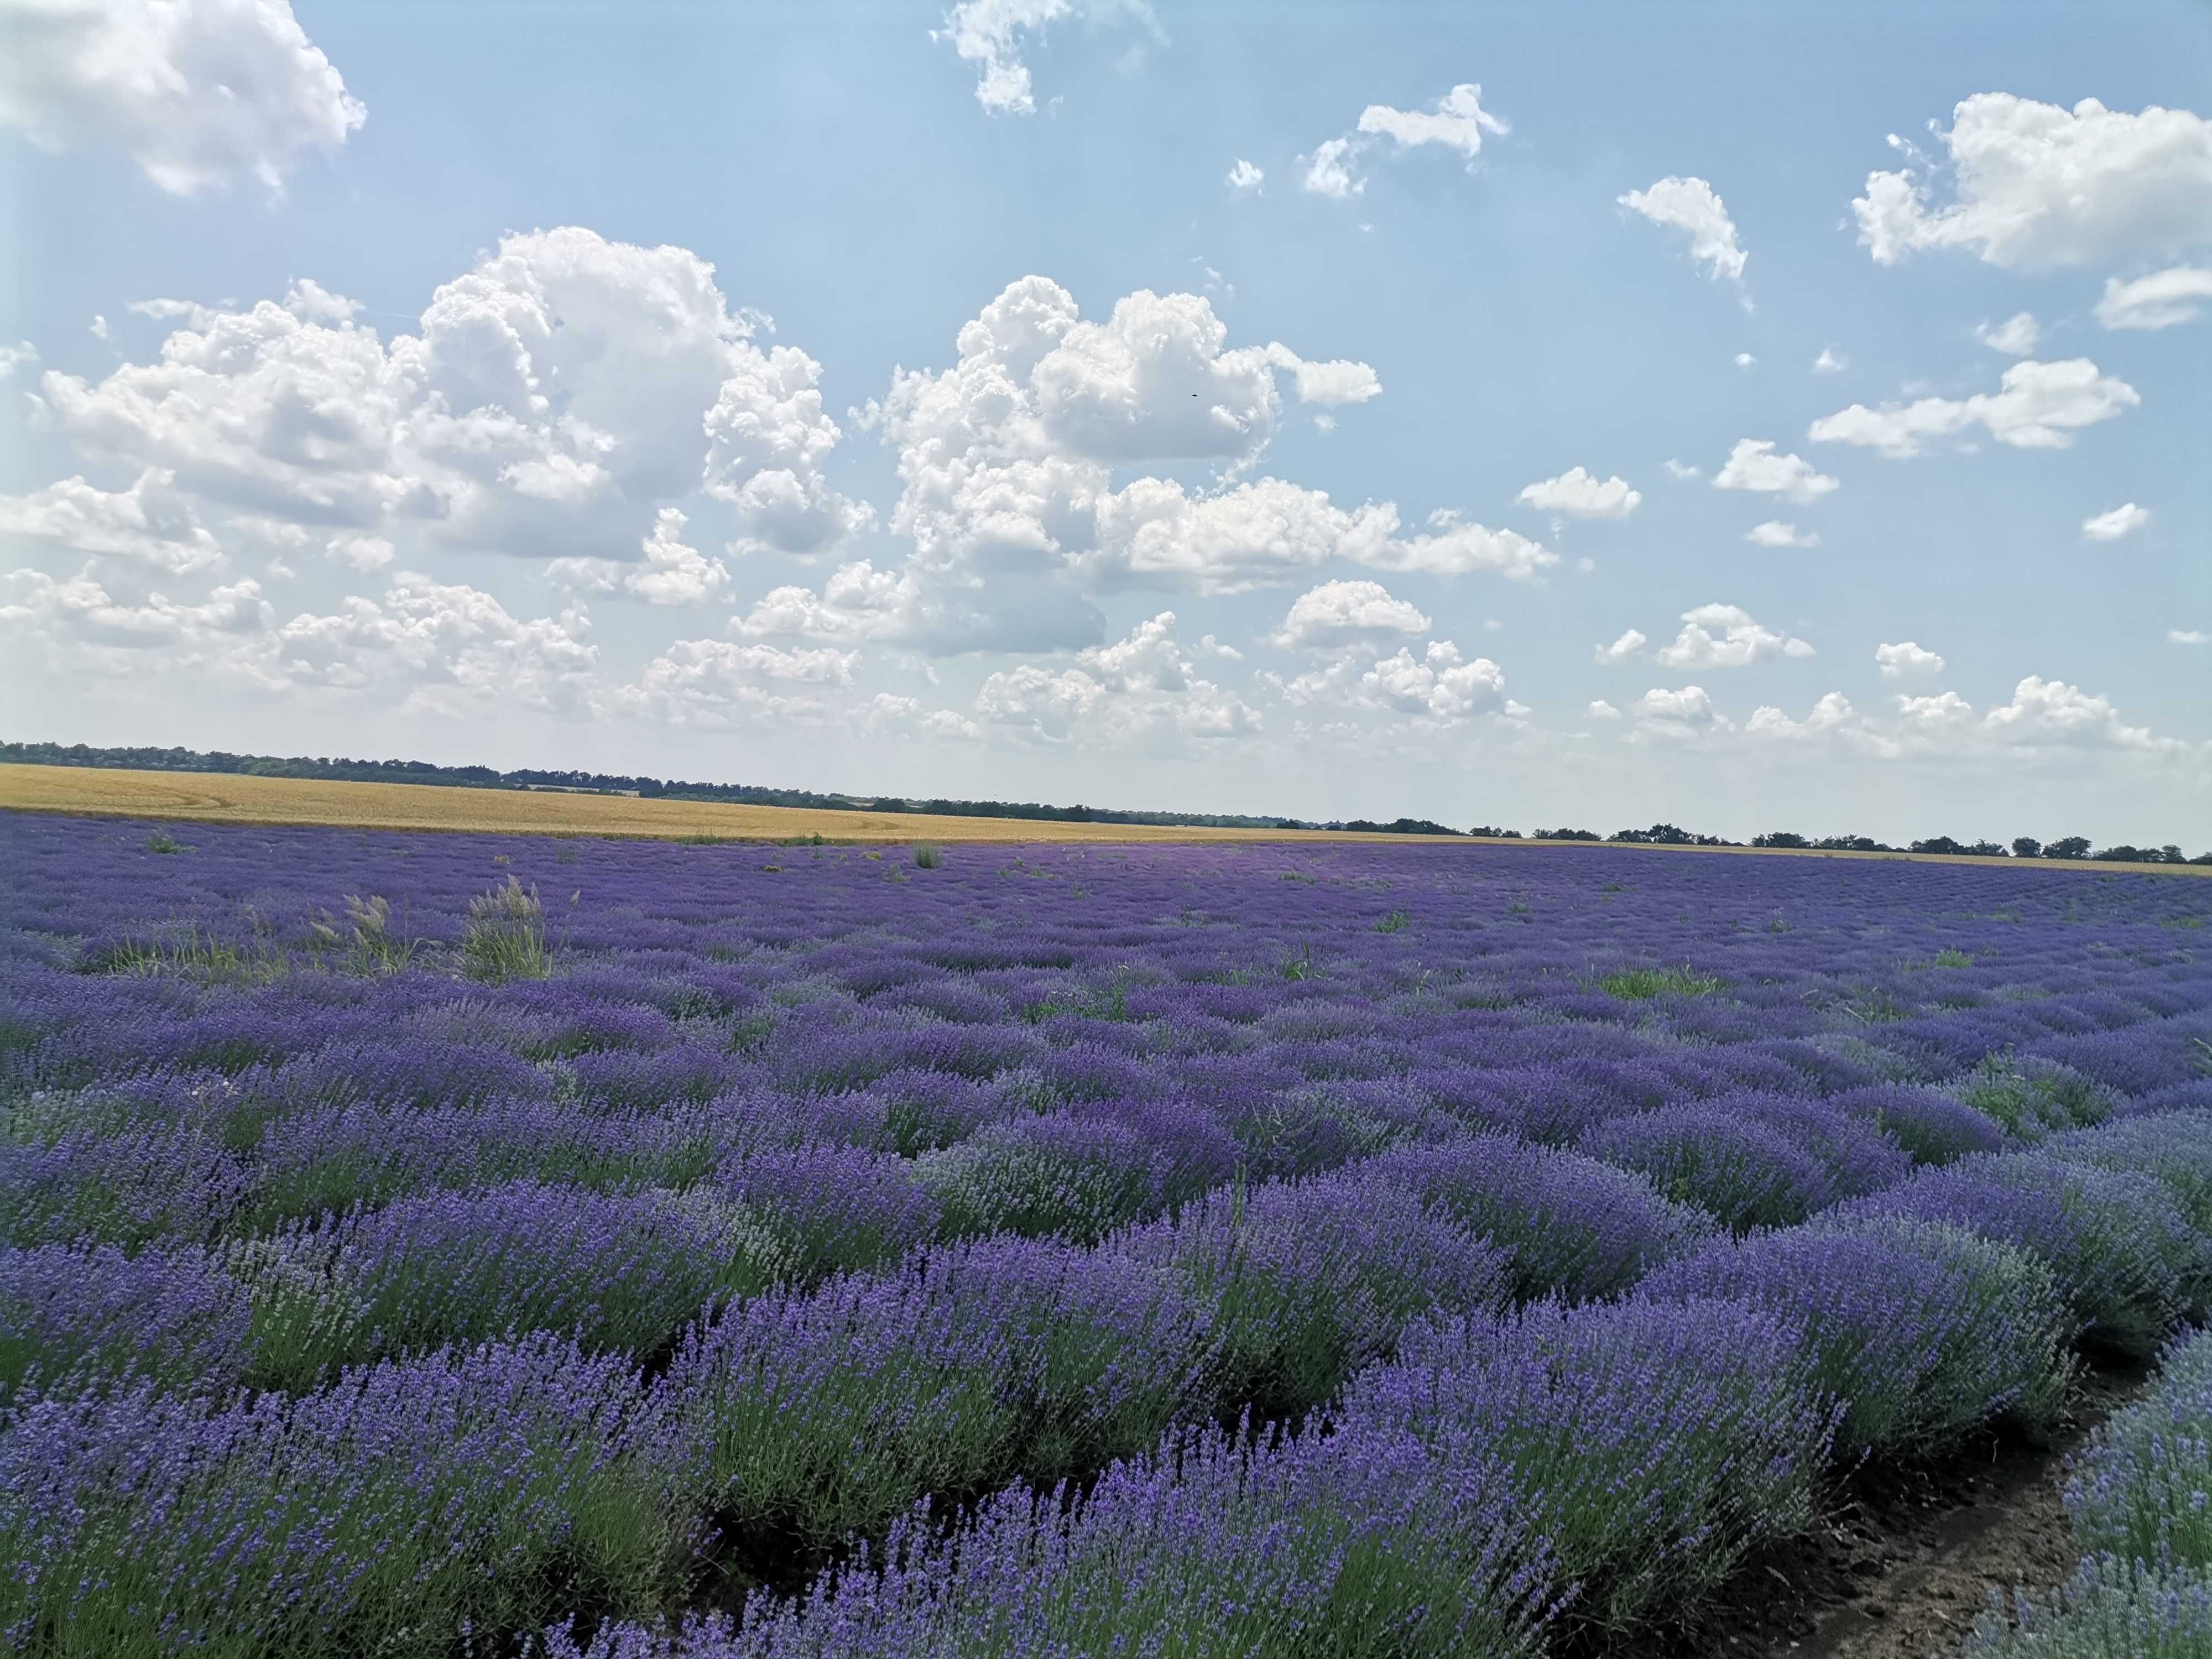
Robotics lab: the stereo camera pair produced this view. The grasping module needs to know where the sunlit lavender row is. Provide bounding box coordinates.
[3,813,2210,1657]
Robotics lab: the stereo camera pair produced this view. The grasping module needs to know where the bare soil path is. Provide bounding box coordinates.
[1593,1364,2148,1659]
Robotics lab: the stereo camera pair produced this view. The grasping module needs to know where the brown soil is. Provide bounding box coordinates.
[1594,1363,2148,1659]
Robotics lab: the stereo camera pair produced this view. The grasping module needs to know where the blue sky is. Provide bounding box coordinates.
[2,0,2206,841]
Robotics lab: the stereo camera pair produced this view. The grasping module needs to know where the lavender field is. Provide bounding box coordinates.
[4,813,2210,1657]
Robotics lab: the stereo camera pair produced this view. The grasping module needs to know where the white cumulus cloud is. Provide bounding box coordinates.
[1653,603,1814,670]
[27,228,869,571]
[0,0,366,194]
[1713,439,1839,504]
[1854,94,2212,269]
[1225,158,1264,192]
[1975,312,2042,354]
[2081,502,2148,542]
[1618,176,1748,282]
[2096,266,2212,331]
[1745,520,1818,548]
[1270,578,1430,651]
[0,468,225,573]
[547,508,733,606]
[974,611,1260,745]
[1808,359,2139,458]
[1355,82,1508,163]
[1593,628,1646,667]
[1517,466,1641,519]
[2168,629,2206,646]
[1874,640,1944,680]
[935,0,1164,115]
[1300,136,1363,199]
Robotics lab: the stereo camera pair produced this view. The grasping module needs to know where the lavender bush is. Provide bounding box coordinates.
[1641,1214,2072,1457]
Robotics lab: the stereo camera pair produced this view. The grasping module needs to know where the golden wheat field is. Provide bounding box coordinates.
[1,763,2204,874]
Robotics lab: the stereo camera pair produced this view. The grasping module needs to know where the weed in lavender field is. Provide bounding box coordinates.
[460,874,551,981]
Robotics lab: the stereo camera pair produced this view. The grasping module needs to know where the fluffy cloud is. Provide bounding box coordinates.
[0,0,364,194]
[1587,699,1622,719]
[547,509,734,606]
[1813,347,1846,373]
[1808,359,2139,458]
[1745,692,1881,750]
[974,611,1259,744]
[2082,502,2148,542]
[1632,684,1726,735]
[1981,675,2170,750]
[612,637,862,726]
[848,275,1528,640]
[1745,520,1818,548]
[0,469,224,572]
[1661,458,1701,481]
[24,229,869,576]
[2096,267,2212,331]
[1268,634,1513,726]
[1750,676,2189,760]
[1357,640,1507,722]
[935,0,1163,114]
[269,573,599,716]
[1225,158,1264,192]
[1854,95,2212,269]
[1592,628,1646,666]
[1516,466,1640,519]
[1653,602,1814,670]
[733,559,910,641]
[1360,510,1555,580]
[1617,176,1747,282]
[0,566,272,658]
[0,342,38,380]
[1270,578,1430,651]
[1084,477,1399,594]
[1355,82,1507,162]
[1713,439,1839,504]
[1975,312,2042,354]
[2170,629,2207,646]
[1874,640,1944,680]
[1300,137,1363,199]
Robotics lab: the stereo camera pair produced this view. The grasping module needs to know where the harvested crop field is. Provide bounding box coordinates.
[0,763,1430,846]
[7,765,2207,875]
[3,812,2209,1657]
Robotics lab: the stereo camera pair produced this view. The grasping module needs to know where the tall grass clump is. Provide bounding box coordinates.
[309,894,415,975]
[1598,963,1723,1000]
[462,875,551,982]
[911,842,942,869]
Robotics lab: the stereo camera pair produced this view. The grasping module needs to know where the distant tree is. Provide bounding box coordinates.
[2044,836,2093,860]
[2162,846,2184,864]
[1467,825,1521,839]
[1812,834,1892,853]
[1752,832,1810,849]
[1909,836,1970,856]
[1533,827,1601,842]
[2011,837,2042,859]
[1967,841,2005,857]
[2092,846,2152,863]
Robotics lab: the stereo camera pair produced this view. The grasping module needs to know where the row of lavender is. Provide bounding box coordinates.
[3,815,2211,1655]
[1966,1325,2212,1656]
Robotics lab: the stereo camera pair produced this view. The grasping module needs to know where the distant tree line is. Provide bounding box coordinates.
[5,741,2204,863]
[0,741,1302,832]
